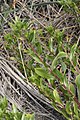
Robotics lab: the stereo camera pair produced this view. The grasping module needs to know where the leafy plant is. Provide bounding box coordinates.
[59,0,80,14]
[0,97,35,120]
[3,12,80,120]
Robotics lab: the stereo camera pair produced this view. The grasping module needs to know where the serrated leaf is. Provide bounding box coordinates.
[52,52,67,69]
[35,68,53,79]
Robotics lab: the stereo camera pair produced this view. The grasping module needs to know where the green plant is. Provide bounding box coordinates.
[27,29,80,120]
[4,13,80,120]
[59,0,80,14]
[0,97,35,120]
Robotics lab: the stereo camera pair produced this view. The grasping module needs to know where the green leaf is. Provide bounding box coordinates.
[61,62,67,74]
[0,97,8,111]
[4,33,13,43]
[61,109,71,120]
[21,113,25,120]
[63,74,69,87]
[35,68,53,79]
[32,30,36,43]
[12,104,17,113]
[53,69,64,83]
[70,44,77,61]
[25,113,35,120]
[51,102,61,113]
[73,101,79,117]
[27,30,36,43]
[28,48,43,65]
[69,83,75,95]
[32,55,43,64]
[66,101,72,115]
[46,25,54,36]
[49,37,53,52]
[36,42,42,54]
[51,52,67,69]
[75,74,80,89]
[53,89,62,104]
[75,74,80,102]
[54,29,64,42]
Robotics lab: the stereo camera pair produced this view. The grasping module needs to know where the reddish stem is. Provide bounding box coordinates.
[30,44,80,109]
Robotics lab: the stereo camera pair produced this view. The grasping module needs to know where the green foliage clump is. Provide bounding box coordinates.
[4,16,80,119]
[0,97,35,120]
[59,0,80,14]
[3,0,80,118]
